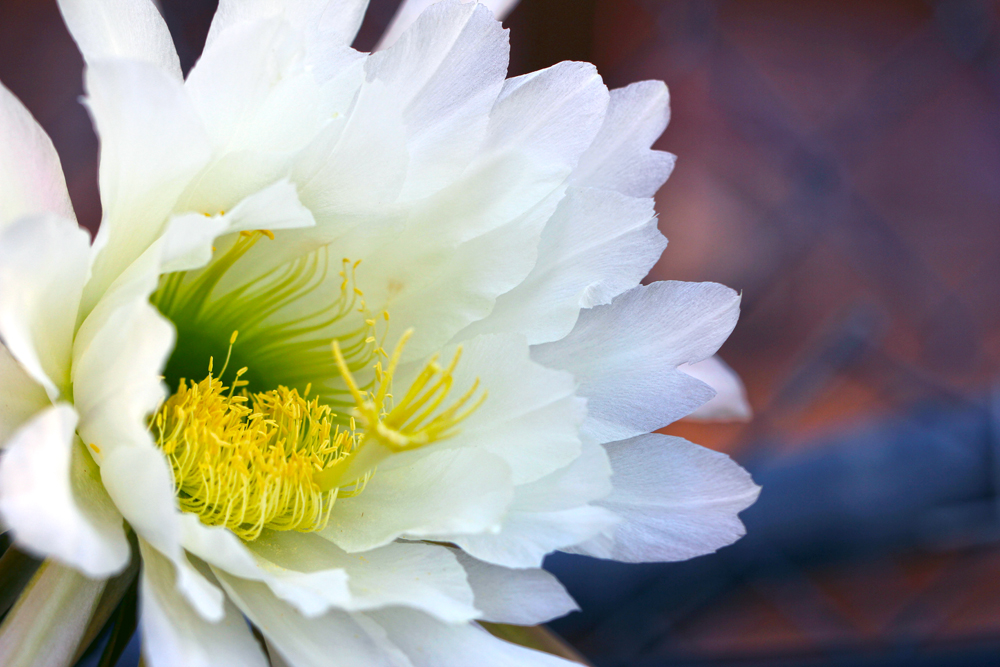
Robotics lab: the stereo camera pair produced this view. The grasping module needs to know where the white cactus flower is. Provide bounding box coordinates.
[0,0,760,665]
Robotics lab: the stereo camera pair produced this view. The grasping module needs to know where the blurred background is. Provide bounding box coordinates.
[2,0,1000,665]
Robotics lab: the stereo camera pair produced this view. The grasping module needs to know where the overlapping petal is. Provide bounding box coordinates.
[0,405,129,577]
[533,281,741,443]
[0,215,91,400]
[570,434,760,562]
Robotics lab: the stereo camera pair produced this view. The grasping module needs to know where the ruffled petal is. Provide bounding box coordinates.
[207,0,369,51]
[459,187,665,344]
[344,60,609,358]
[366,0,509,198]
[0,405,129,577]
[0,82,74,227]
[454,551,578,625]
[55,0,182,79]
[322,448,513,552]
[571,80,676,198]
[368,608,578,667]
[139,540,269,667]
[253,532,479,622]
[571,434,759,562]
[216,572,412,667]
[377,0,520,50]
[0,214,91,400]
[681,355,752,421]
[81,59,210,312]
[532,281,741,443]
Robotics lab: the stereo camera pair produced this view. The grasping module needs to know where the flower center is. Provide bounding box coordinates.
[148,231,486,541]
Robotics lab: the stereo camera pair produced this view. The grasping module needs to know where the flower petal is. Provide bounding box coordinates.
[681,355,753,421]
[322,448,513,553]
[346,60,609,358]
[254,532,479,622]
[73,251,173,462]
[207,0,369,51]
[216,572,411,667]
[102,448,225,621]
[532,281,741,443]
[0,405,129,577]
[452,505,618,569]
[0,344,49,446]
[139,540,269,667]
[56,0,182,79]
[180,515,352,619]
[366,0,509,198]
[81,59,210,312]
[571,80,676,198]
[571,433,759,562]
[0,82,74,227]
[459,186,665,344]
[0,214,91,400]
[368,608,579,667]
[454,551,578,625]
[162,179,316,274]
[435,442,615,568]
[377,0,520,50]
[393,334,583,485]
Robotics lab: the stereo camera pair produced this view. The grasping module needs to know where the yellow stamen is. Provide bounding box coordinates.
[313,330,487,491]
[152,373,355,541]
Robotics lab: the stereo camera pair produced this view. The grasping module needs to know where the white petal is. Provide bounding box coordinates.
[454,551,577,625]
[102,447,225,621]
[459,187,665,344]
[0,405,129,577]
[571,80,676,198]
[207,0,369,50]
[366,0,508,198]
[571,433,759,563]
[180,515,351,618]
[162,179,316,274]
[81,59,210,313]
[255,532,479,622]
[216,573,411,667]
[0,82,74,228]
[322,448,513,553]
[0,561,105,667]
[369,608,578,667]
[294,79,409,217]
[185,20,330,165]
[56,0,182,79]
[438,443,615,568]
[532,281,741,443]
[321,61,608,358]
[0,344,49,445]
[0,214,90,400]
[73,250,173,462]
[681,355,752,421]
[394,334,583,485]
[452,505,618,569]
[377,0,520,50]
[139,540,269,667]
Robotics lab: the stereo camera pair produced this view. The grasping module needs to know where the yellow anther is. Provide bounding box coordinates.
[315,329,485,491]
[152,372,355,541]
